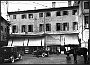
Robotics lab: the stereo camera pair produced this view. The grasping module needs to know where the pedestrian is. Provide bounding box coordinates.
[56,50,59,55]
[73,47,77,64]
[36,49,39,58]
[66,53,71,60]
[66,53,71,64]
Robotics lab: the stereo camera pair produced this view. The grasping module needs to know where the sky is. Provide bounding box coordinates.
[1,1,74,21]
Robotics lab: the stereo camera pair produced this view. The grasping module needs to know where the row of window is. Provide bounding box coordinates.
[13,10,77,19]
[12,22,78,33]
[12,15,89,33]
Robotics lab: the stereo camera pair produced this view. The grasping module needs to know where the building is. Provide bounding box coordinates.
[8,4,79,54]
[1,16,10,47]
[73,1,89,50]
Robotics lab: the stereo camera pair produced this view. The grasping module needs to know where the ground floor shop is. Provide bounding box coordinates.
[8,34,80,54]
[46,34,79,54]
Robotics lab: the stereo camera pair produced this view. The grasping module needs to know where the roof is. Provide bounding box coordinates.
[1,16,10,25]
[8,6,79,15]
[1,16,7,22]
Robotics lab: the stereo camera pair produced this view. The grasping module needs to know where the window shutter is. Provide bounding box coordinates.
[16,26,18,33]
[25,25,27,32]
[67,23,69,31]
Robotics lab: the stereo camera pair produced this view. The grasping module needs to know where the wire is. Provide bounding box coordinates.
[33,2,50,8]
[57,2,67,3]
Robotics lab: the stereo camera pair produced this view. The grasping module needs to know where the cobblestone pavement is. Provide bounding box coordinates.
[3,54,86,64]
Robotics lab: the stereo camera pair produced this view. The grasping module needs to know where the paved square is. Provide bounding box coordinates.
[3,54,86,64]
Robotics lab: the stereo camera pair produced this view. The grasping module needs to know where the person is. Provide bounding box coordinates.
[73,47,78,63]
[36,48,39,58]
[56,50,59,55]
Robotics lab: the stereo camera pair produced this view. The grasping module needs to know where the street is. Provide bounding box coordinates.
[3,54,85,64]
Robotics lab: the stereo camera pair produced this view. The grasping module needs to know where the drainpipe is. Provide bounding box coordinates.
[80,1,84,46]
[44,12,46,50]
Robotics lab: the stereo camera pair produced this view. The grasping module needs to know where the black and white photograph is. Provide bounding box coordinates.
[1,1,89,64]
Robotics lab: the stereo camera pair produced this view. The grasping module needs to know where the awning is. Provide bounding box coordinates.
[8,40,12,46]
[28,38,44,46]
[11,39,24,46]
[65,34,79,45]
[23,39,28,46]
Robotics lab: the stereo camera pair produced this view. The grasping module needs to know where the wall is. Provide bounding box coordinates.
[78,1,89,48]
[9,9,78,35]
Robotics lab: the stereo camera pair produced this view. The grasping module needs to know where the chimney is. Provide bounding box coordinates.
[52,2,56,8]
[68,1,71,7]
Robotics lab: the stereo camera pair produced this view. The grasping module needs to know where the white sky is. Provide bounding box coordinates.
[1,1,74,21]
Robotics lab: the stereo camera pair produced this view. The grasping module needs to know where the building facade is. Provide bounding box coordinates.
[8,6,79,54]
[1,16,10,47]
[73,1,89,50]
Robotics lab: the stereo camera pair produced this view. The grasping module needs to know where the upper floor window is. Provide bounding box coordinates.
[21,25,26,32]
[84,16,89,28]
[28,14,33,19]
[28,25,33,32]
[63,11,68,15]
[5,28,7,32]
[46,12,51,17]
[63,23,69,31]
[72,10,77,15]
[12,25,18,33]
[56,23,62,31]
[39,24,44,32]
[73,22,78,30]
[13,15,16,19]
[84,2,89,9]
[56,11,61,16]
[46,23,51,31]
[1,26,3,31]
[21,14,27,19]
[39,13,43,17]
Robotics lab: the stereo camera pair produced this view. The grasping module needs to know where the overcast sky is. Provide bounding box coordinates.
[1,1,74,20]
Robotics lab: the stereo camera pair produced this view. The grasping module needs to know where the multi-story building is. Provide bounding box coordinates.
[1,16,10,47]
[8,3,79,54]
[73,1,89,50]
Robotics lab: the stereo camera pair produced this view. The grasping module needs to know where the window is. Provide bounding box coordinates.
[5,28,7,32]
[13,15,16,19]
[21,25,26,32]
[72,10,77,15]
[46,24,51,31]
[39,13,43,17]
[1,26,3,31]
[56,23,62,31]
[63,11,68,15]
[84,2,89,9]
[63,23,69,31]
[73,22,78,30]
[21,14,27,19]
[28,14,33,19]
[12,25,18,33]
[28,25,33,32]
[56,11,61,16]
[46,12,51,17]
[84,16,89,28]
[39,24,44,32]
